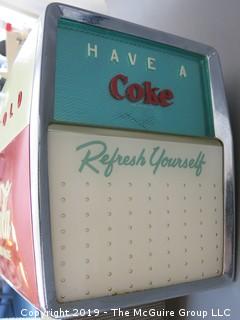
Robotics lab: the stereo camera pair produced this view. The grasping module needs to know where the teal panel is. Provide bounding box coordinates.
[54,18,214,137]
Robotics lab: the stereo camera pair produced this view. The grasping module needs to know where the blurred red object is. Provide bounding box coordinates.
[5,23,12,32]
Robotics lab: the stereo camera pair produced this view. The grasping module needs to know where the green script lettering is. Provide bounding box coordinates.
[76,140,206,177]
[76,140,107,174]
[76,140,146,177]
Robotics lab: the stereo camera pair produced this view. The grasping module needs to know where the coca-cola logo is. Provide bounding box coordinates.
[109,74,174,107]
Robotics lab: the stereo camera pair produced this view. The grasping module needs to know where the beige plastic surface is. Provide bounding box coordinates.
[48,125,224,303]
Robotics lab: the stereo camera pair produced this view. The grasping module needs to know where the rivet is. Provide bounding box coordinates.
[183,184,186,187]
[216,245,219,249]
[200,221,203,225]
[85,274,90,279]
[129,254,133,259]
[60,229,66,234]
[184,222,187,227]
[167,210,170,214]
[148,238,152,243]
[184,235,187,240]
[108,182,112,187]
[214,208,217,212]
[167,250,171,255]
[216,233,218,237]
[129,240,133,245]
[214,196,217,200]
[85,291,90,296]
[213,184,216,188]
[184,248,188,253]
[168,264,171,268]
[60,245,66,250]
[108,227,112,231]
[85,258,90,264]
[185,262,188,266]
[108,272,112,277]
[60,213,66,218]
[166,196,170,200]
[85,182,90,187]
[148,210,152,215]
[85,197,90,202]
[61,181,66,187]
[85,212,90,217]
[107,241,112,247]
[215,220,218,224]
[129,225,133,230]
[200,234,203,238]
[167,236,170,241]
[148,196,152,201]
[202,272,205,277]
[199,196,202,200]
[168,278,171,282]
[184,209,187,213]
[129,268,133,274]
[199,183,202,187]
[108,256,112,261]
[217,270,220,274]
[184,196,186,200]
[185,275,189,280]
[60,261,66,267]
[200,246,204,251]
[149,252,152,257]
[108,287,112,292]
[85,227,90,233]
[148,182,151,187]
[167,223,170,228]
[129,284,133,289]
[85,243,90,248]
[61,197,66,203]
[60,295,65,299]
[216,257,219,262]
[149,266,153,271]
[61,278,66,283]
[200,208,203,213]
[128,182,132,187]
[108,211,112,216]
[108,196,112,202]
[129,211,133,216]
[149,281,153,286]
[149,224,152,229]
[201,259,204,264]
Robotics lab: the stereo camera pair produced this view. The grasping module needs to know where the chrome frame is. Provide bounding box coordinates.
[29,3,235,318]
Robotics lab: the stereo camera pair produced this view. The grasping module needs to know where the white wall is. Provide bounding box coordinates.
[106,0,240,318]
[0,0,107,16]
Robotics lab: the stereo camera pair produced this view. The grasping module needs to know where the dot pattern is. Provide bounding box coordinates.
[48,126,224,303]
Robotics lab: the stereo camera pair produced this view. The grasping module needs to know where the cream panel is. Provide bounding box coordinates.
[48,125,223,303]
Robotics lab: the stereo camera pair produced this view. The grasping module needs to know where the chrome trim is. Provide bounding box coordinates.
[29,18,46,309]
[33,3,235,317]
[207,51,235,279]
